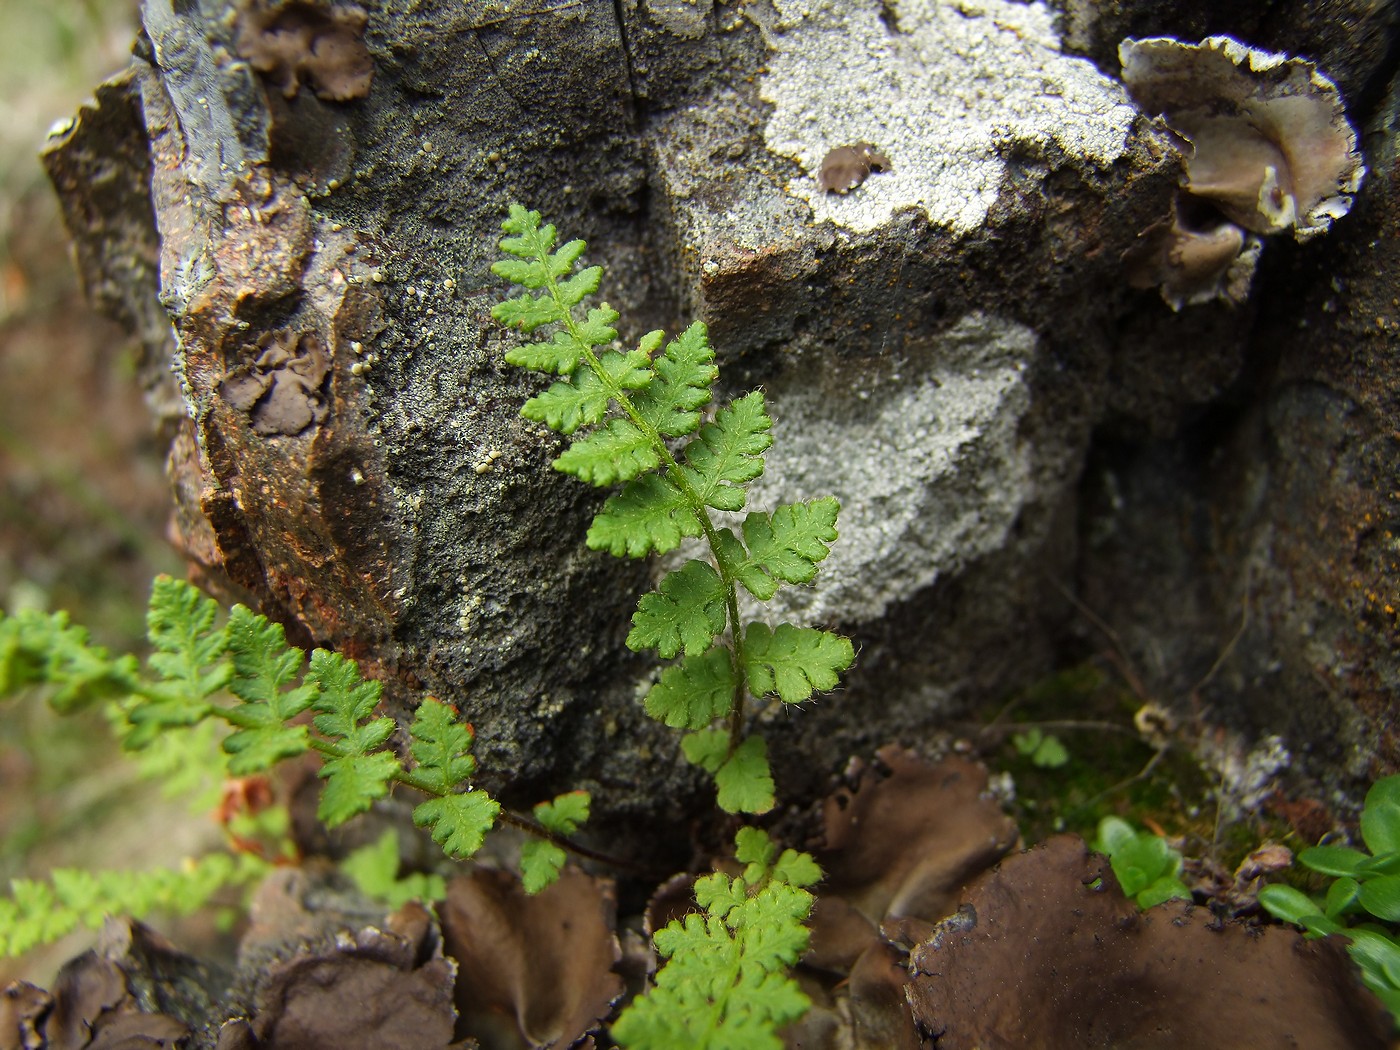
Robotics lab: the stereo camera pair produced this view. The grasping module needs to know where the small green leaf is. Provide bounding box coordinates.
[742,623,853,705]
[1136,876,1191,909]
[318,751,400,826]
[492,290,564,333]
[1359,875,1400,922]
[1325,876,1361,918]
[520,840,568,894]
[505,330,588,376]
[681,732,775,815]
[554,418,658,485]
[771,850,822,889]
[221,606,316,774]
[739,498,840,589]
[342,831,445,907]
[413,791,500,860]
[534,790,590,836]
[734,826,777,873]
[1348,929,1400,989]
[1259,884,1326,926]
[588,473,703,558]
[1363,776,1400,856]
[644,647,737,729]
[1299,845,1371,878]
[409,699,476,794]
[628,561,728,659]
[680,391,772,511]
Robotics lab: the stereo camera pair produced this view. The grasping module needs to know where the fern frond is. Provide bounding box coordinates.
[305,650,397,825]
[682,730,774,814]
[627,560,728,659]
[631,322,717,436]
[644,647,736,729]
[222,606,314,774]
[588,474,703,557]
[123,577,233,747]
[521,791,591,894]
[0,608,141,714]
[0,853,268,958]
[742,623,853,705]
[494,206,852,820]
[554,418,659,485]
[408,698,499,858]
[611,830,817,1049]
[680,391,772,512]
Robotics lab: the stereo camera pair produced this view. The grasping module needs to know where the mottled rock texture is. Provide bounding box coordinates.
[42,0,1400,840]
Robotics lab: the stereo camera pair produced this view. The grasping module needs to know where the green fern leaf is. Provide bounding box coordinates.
[521,792,590,892]
[680,391,772,511]
[627,561,728,659]
[306,650,394,752]
[413,791,500,860]
[318,752,400,826]
[519,790,592,891]
[742,624,853,705]
[554,266,604,309]
[492,291,565,334]
[0,608,142,714]
[521,840,568,894]
[145,576,231,697]
[342,831,446,907]
[534,790,591,835]
[611,832,816,1049]
[632,322,717,436]
[682,730,774,814]
[588,473,703,557]
[497,203,557,260]
[554,418,658,485]
[122,577,232,747]
[409,698,476,793]
[222,607,315,773]
[713,530,778,601]
[523,347,650,434]
[503,306,621,376]
[736,498,841,594]
[644,647,737,729]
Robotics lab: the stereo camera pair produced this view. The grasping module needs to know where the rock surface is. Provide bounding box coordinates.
[41,0,1400,836]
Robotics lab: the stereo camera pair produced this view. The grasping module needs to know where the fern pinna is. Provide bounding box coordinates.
[492,205,854,813]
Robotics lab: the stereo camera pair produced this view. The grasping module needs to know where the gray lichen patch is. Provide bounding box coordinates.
[755,0,1137,234]
[735,311,1037,627]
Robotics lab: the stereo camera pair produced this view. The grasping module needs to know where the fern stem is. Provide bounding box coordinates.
[543,272,754,761]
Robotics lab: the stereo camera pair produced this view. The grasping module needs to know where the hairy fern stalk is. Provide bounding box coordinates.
[493,205,854,813]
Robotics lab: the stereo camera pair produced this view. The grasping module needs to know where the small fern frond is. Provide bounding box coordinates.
[222,607,315,774]
[682,731,775,815]
[408,699,499,859]
[493,205,852,822]
[679,390,772,512]
[742,624,854,705]
[643,647,736,730]
[0,853,268,958]
[0,608,141,714]
[627,560,728,659]
[520,791,592,894]
[611,829,818,1049]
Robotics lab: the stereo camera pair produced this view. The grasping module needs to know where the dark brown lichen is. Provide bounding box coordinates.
[818,143,892,194]
[218,329,331,436]
[236,1,374,103]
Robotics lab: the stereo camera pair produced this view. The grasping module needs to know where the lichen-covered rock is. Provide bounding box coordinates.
[41,0,1400,833]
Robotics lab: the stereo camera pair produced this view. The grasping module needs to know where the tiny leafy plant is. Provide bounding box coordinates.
[610,827,820,1049]
[1094,815,1192,908]
[491,205,854,813]
[342,831,447,908]
[1012,727,1070,769]
[0,576,591,953]
[1260,775,1400,1019]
